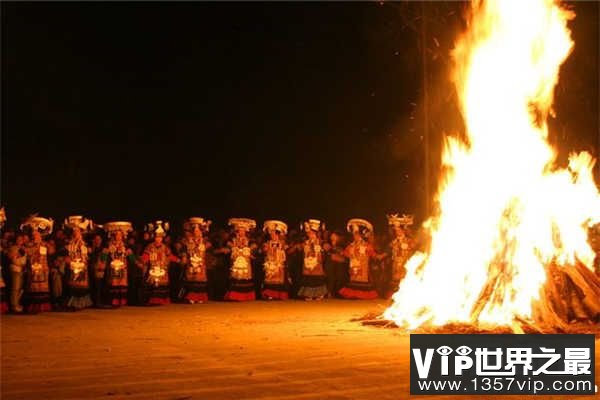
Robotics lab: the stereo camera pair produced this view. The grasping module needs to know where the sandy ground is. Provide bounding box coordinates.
[1,300,598,400]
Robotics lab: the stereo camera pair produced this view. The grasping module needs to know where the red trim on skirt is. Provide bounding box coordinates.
[185,292,208,302]
[148,297,170,305]
[26,302,52,313]
[112,298,128,307]
[1,302,8,314]
[262,289,289,300]
[224,291,255,301]
[338,287,379,300]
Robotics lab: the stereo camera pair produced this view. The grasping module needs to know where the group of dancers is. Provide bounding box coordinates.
[0,208,417,314]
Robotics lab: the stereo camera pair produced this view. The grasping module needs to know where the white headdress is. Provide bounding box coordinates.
[346,218,374,235]
[387,214,414,228]
[263,220,288,234]
[103,221,133,237]
[20,214,54,237]
[228,218,256,232]
[183,217,211,232]
[63,215,94,232]
[145,220,169,237]
[301,219,324,232]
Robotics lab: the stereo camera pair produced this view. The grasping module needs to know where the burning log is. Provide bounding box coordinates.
[560,263,600,320]
[534,263,570,330]
[468,260,509,325]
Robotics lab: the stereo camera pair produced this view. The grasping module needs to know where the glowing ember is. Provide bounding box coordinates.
[384,0,600,332]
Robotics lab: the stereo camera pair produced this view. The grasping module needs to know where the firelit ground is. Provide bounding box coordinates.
[1,300,599,400]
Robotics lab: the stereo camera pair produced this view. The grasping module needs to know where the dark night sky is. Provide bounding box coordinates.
[2,2,598,230]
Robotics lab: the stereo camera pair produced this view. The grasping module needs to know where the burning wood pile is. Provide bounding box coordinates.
[380,0,600,334]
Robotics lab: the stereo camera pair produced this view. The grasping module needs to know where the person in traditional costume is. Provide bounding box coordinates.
[45,233,66,310]
[339,218,379,300]
[21,215,54,313]
[323,230,348,298]
[179,217,211,304]
[252,230,266,300]
[171,239,185,301]
[0,207,8,313]
[297,219,328,301]
[261,220,289,300]
[0,208,8,248]
[386,214,416,298]
[89,232,109,307]
[285,229,304,298]
[210,228,231,300]
[61,216,94,310]
[98,222,135,307]
[8,233,27,313]
[224,218,257,301]
[126,228,148,306]
[54,229,67,251]
[141,221,179,305]
[203,237,218,300]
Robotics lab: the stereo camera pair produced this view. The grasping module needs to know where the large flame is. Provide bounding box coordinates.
[384,0,600,330]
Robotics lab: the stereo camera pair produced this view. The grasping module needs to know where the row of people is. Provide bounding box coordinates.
[0,211,417,313]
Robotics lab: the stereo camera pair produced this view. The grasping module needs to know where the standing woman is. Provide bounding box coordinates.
[141,221,179,305]
[180,217,211,304]
[62,216,94,310]
[210,229,231,300]
[89,233,108,308]
[0,207,7,313]
[261,220,289,300]
[297,219,328,301]
[21,215,54,313]
[386,214,416,298]
[339,219,379,300]
[224,218,257,301]
[99,222,135,307]
[323,230,348,298]
[286,229,304,298]
[8,234,27,313]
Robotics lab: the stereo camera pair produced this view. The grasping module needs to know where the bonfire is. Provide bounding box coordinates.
[381,0,600,333]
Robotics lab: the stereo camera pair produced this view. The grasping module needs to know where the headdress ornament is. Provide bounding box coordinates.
[145,220,169,237]
[104,221,134,237]
[20,214,54,236]
[301,219,324,232]
[63,215,94,232]
[386,213,414,228]
[183,217,211,232]
[346,218,374,236]
[263,220,288,234]
[228,218,256,232]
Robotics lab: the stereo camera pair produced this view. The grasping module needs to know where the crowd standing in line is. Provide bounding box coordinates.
[3,207,596,314]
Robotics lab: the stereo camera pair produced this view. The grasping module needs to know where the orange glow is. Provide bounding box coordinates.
[384,0,600,331]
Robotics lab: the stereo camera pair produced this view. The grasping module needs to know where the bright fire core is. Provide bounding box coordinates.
[384,0,600,331]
